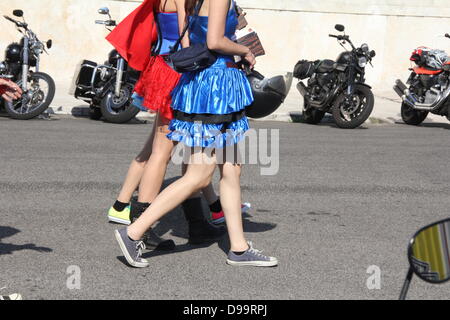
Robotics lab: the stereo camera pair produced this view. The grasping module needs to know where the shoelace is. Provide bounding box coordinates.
[247,242,267,259]
[135,241,145,259]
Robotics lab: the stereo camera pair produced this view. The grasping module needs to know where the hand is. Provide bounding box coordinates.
[243,50,256,69]
[0,79,22,102]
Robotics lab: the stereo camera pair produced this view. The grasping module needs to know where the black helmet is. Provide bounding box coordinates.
[245,69,289,119]
[5,43,22,63]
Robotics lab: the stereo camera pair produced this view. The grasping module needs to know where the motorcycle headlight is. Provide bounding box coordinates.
[33,43,44,55]
[358,56,367,68]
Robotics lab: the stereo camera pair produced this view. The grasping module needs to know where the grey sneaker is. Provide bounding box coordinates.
[115,228,149,268]
[227,242,278,267]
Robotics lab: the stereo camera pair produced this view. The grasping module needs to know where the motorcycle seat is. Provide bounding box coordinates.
[316,59,335,73]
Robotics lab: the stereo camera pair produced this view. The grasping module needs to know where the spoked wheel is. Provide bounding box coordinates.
[4,72,55,120]
[100,84,139,124]
[302,102,325,124]
[332,84,374,129]
[401,102,428,126]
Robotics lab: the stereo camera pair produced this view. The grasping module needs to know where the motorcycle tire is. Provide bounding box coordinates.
[332,84,374,129]
[400,102,428,126]
[89,105,103,120]
[100,84,139,124]
[302,102,325,124]
[4,72,56,120]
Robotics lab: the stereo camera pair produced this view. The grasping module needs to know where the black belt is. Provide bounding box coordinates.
[173,110,246,124]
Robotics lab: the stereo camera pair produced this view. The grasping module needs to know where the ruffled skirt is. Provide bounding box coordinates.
[133,55,181,120]
[168,57,253,148]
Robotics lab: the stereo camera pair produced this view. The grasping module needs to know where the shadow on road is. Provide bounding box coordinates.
[115,177,278,260]
[0,226,53,256]
[420,122,450,130]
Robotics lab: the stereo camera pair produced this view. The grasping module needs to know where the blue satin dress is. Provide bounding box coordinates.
[168,3,253,148]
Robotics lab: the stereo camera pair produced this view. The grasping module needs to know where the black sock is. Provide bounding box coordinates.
[113,200,129,212]
[209,199,222,213]
[232,246,250,256]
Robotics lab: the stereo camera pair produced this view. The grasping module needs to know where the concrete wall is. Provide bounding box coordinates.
[1,0,450,116]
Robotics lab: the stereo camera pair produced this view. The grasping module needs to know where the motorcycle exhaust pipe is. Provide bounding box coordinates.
[394,79,450,111]
[296,81,307,97]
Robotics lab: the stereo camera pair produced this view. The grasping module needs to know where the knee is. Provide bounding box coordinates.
[134,158,148,167]
[221,164,242,183]
[149,150,171,165]
[184,171,213,192]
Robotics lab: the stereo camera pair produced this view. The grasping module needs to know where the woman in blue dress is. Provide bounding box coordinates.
[115,0,278,268]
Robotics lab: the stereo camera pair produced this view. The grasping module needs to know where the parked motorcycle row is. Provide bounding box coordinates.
[3,10,450,128]
[0,8,140,123]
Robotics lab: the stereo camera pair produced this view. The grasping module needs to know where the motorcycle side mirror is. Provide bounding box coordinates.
[13,10,23,18]
[98,7,110,15]
[400,218,450,300]
[47,39,53,49]
[409,218,450,284]
[445,33,450,39]
[335,24,345,32]
[369,50,376,58]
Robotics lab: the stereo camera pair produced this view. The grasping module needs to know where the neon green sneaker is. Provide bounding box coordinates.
[108,206,131,225]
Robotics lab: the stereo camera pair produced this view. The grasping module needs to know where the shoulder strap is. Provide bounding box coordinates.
[170,0,205,53]
[152,14,163,56]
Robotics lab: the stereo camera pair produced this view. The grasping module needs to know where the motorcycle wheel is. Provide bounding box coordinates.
[302,102,325,124]
[332,85,374,129]
[100,84,139,124]
[4,72,56,120]
[89,105,103,120]
[401,102,428,126]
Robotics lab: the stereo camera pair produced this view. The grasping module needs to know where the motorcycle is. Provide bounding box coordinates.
[393,34,450,126]
[70,7,140,123]
[399,218,450,300]
[0,9,55,120]
[293,24,376,129]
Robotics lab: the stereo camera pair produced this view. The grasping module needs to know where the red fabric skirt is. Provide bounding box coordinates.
[134,55,181,120]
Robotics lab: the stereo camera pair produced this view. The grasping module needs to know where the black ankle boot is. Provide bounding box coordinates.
[182,198,227,245]
[130,200,175,251]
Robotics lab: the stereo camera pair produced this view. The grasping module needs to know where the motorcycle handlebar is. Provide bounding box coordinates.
[4,15,27,29]
[446,33,450,39]
[329,34,349,41]
[95,20,106,25]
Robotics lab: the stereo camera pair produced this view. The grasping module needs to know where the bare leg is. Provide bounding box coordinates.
[137,113,174,203]
[218,162,248,252]
[116,120,157,203]
[128,151,217,240]
[182,163,218,203]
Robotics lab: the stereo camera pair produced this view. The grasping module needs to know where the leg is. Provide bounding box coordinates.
[137,113,174,203]
[108,120,156,225]
[218,162,248,252]
[116,120,157,203]
[128,151,217,240]
[219,161,278,267]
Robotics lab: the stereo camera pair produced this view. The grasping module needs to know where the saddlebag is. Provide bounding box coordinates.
[293,60,317,80]
[70,60,98,98]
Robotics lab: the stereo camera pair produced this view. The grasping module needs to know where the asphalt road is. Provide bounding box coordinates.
[1,115,450,300]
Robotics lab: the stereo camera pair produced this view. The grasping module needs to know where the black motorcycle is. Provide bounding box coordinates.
[71,7,140,123]
[0,9,55,120]
[293,24,376,129]
[399,218,450,300]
